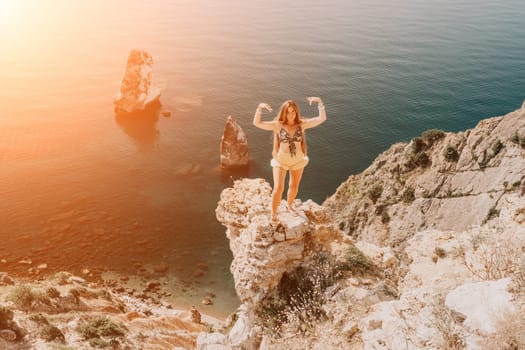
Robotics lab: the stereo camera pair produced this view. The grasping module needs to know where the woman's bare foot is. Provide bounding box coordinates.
[271,214,280,224]
[286,203,298,216]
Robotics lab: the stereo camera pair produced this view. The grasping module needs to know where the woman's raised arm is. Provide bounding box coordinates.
[302,97,327,129]
[253,103,276,131]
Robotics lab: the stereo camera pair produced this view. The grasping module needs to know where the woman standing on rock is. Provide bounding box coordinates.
[253,98,327,223]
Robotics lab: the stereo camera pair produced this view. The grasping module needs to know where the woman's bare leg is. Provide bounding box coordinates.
[287,167,304,213]
[271,166,287,221]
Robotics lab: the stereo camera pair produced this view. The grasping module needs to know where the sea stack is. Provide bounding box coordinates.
[114,49,161,115]
[220,116,249,168]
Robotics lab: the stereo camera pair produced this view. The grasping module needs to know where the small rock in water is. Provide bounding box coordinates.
[1,259,6,264]
[161,110,171,117]
[201,298,213,306]
[37,264,48,270]
[82,269,90,275]
[145,281,161,291]
[19,259,32,265]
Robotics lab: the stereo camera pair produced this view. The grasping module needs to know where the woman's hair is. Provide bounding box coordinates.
[273,100,307,157]
[276,100,301,125]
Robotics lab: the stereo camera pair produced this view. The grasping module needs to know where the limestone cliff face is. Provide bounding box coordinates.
[324,104,525,247]
[202,104,525,350]
[215,179,346,305]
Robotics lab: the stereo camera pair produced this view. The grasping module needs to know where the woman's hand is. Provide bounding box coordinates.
[302,97,327,129]
[253,103,276,130]
[257,103,273,112]
[307,97,323,106]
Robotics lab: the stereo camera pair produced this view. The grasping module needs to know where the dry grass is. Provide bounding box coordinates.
[432,302,466,350]
[257,253,345,337]
[7,284,51,310]
[481,311,525,350]
[345,245,376,274]
[460,229,525,290]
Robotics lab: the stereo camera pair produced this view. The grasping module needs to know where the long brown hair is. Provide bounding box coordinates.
[273,100,307,157]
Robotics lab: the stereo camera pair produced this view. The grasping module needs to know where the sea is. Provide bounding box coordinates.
[1,0,524,318]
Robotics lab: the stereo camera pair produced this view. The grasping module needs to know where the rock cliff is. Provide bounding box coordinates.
[204,104,525,349]
[325,104,525,248]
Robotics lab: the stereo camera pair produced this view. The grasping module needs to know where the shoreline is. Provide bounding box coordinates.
[2,265,235,322]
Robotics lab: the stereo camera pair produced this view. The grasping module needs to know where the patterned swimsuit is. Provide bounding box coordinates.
[278,126,303,157]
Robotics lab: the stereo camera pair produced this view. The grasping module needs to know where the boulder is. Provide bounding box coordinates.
[114,49,161,115]
[196,332,228,350]
[445,278,515,334]
[220,116,249,168]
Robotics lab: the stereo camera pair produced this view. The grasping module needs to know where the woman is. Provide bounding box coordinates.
[253,97,327,223]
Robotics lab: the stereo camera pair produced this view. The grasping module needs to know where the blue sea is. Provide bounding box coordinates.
[1,0,524,317]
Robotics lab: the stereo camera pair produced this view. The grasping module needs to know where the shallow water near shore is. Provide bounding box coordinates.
[1,0,525,318]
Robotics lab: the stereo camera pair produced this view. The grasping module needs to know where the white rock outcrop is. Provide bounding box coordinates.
[215,179,350,306]
[445,278,515,334]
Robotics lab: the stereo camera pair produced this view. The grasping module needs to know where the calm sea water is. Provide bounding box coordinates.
[1,0,524,317]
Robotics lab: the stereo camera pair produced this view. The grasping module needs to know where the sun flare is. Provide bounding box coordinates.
[0,0,25,27]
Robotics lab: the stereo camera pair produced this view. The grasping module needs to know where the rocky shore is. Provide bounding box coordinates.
[0,271,224,349]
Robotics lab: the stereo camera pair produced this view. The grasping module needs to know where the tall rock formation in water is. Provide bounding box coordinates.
[220,116,250,168]
[114,49,161,115]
